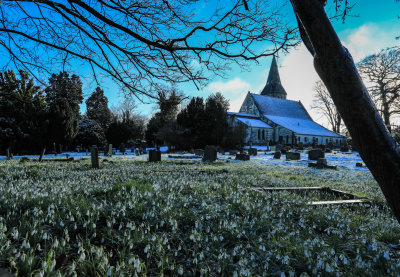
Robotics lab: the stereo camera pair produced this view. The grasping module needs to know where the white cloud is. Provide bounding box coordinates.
[207,77,252,112]
[342,23,399,62]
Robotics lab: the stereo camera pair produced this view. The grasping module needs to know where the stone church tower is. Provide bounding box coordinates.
[260,56,287,99]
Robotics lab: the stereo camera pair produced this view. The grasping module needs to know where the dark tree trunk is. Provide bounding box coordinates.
[290,0,400,223]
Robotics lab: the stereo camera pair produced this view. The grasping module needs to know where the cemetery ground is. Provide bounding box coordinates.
[0,152,400,276]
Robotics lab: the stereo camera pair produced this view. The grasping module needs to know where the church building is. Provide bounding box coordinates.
[228,57,346,146]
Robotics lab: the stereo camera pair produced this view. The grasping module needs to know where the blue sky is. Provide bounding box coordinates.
[93,0,399,127]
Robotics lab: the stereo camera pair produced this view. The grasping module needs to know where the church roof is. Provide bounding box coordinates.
[260,56,287,98]
[252,94,311,119]
[236,117,272,128]
[265,115,343,137]
[251,94,343,137]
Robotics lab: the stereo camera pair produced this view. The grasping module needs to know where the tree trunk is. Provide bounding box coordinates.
[290,0,400,223]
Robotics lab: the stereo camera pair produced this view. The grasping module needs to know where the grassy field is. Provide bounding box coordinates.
[0,158,399,276]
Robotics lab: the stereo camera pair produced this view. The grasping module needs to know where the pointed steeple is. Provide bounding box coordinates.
[260,56,287,99]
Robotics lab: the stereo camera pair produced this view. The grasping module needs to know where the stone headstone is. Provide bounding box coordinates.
[39,148,46,162]
[286,152,300,160]
[202,146,217,162]
[91,146,99,169]
[248,148,257,156]
[273,151,281,159]
[236,153,250,161]
[148,150,161,162]
[6,148,11,160]
[270,145,276,152]
[308,149,325,160]
[195,149,204,156]
[109,144,113,157]
[276,144,283,152]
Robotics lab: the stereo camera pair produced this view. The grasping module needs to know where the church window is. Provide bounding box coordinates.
[258,129,261,140]
[316,138,318,143]
[304,137,308,142]
[286,135,289,143]
[262,130,265,140]
[326,139,328,144]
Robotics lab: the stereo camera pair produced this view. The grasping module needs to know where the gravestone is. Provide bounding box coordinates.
[91,146,99,169]
[286,152,300,160]
[39,148,46,162]
[109,144,113,157]
[86,149,88,156]
[202,146,217,162]
[148,149,161,162]
[248,148,257,156]
[276,144,283,152]
[270,145,276,152]
[6,148,11,160]
[195,149,204,156]
[120,145,126,155]
[308,149,325,160]
[236,153,250,161]
[273,151,281,159]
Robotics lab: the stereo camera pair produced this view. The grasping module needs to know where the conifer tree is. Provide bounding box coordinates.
[86,87,111,131]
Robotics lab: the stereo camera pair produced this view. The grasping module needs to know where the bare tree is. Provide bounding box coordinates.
[311,80,342,134]
[290,0,400,223]
[357,48,400,133]
[0,0,297,100]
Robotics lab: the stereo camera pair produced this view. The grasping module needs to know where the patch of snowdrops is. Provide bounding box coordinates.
[0,158,399,276]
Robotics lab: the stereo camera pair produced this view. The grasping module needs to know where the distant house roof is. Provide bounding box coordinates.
[264,115,343,137]
[236,117,272,128]
[228,112,258,118]
[252,94,311,119]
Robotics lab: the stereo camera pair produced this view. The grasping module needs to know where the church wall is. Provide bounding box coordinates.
[296,135,346,146]
[239,94,260,116]
[244,127,273,145]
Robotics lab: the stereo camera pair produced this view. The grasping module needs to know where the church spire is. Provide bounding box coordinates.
[260,55,287,99]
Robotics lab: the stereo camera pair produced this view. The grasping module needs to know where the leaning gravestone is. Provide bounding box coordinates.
[273,151,282,159]
[236,153,250,161]
[286,152,300,160]
[248,148,257,156]
[91,146,99,169]
[148,149,161,162]
[202,146,217,162]
[308,149,325,160]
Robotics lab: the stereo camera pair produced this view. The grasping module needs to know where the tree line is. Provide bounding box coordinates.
[0,70,145,155]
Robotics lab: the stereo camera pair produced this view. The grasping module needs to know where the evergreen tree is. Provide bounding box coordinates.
[86,87,111,130]
[45,72,83,149]
[204,93,229,146]
[74,117,106,148]
[0,70,46,154]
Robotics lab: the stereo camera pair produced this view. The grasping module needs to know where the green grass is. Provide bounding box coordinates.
[0,158,398,276]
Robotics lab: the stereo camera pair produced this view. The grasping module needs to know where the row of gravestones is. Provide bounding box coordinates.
[272,149,325,161]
